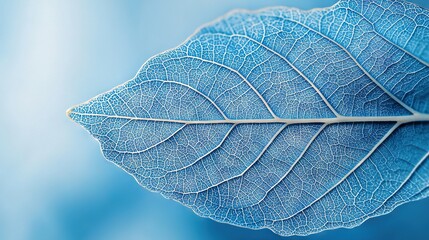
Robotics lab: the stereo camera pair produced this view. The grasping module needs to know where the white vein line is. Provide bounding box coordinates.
[341,6,429,67]
[365,149,429,218]
[183,123,288,195]
[69,112,429,124]
[205,32,341,118]
[253,124,327,206]
[109,124,187,154]
[267,15,421,115]
[166,124,237,173]
[142,79,229,120]
[182,55,278,119]
[114,92,137,118]
[275,122,401,222]
[112,119,133,150]
[410,186,429,201]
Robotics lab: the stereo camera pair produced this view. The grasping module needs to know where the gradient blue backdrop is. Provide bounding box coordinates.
[1,1,429,239]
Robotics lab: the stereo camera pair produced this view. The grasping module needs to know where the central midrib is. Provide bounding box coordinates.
[70,112,429,124]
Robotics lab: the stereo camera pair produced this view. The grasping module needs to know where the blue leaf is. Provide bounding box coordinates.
[67,0,429,236]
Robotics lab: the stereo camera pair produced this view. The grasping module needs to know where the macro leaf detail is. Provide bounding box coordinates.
[68,0,429,236]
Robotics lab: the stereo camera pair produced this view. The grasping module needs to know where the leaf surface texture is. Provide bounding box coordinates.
[68,0,429,236]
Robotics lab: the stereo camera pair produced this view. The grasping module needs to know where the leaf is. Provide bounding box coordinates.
[67,0,429,236]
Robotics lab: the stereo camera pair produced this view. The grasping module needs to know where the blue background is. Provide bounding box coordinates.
[1,0,429,239]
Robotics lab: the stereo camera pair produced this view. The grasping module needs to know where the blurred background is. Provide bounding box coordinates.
[1,0,429,239]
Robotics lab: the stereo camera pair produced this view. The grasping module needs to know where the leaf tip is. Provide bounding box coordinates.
[66,106,75,121]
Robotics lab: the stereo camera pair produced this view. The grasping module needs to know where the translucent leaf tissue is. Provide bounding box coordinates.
[67,0,429,236]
